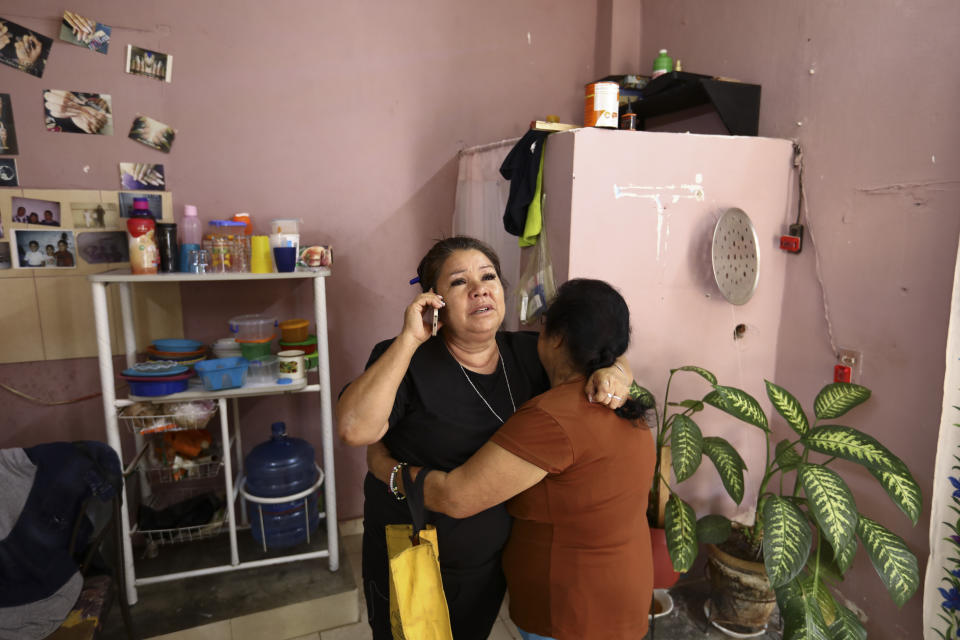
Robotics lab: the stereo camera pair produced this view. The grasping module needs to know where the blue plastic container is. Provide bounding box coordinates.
[244,422,320,550]
[194,357,248,391]
[127,378,189,396]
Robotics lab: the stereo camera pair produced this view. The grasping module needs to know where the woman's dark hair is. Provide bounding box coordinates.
[416,236,503,292]
[543,278,653,421]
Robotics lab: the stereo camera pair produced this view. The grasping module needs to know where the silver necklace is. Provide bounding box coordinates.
[456,347,516,423]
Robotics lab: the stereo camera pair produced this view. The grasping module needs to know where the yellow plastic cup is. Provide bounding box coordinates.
[250,235,273,273]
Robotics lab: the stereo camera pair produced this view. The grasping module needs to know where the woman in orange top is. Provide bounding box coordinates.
[375,278,655,640]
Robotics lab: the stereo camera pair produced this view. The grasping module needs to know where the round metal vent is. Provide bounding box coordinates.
[711,208,759,305]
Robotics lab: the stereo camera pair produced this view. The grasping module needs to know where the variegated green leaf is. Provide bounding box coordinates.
[762,495,813,588]
[833,528,859,574]
[707,385,769,431]
[805,546,844,585]
[670,414,703,482]
[671,365,717,384]
[664,495,697,572]
[776,438,803,471]
[775,579,830,640]
[766,379,810,436]
[668,399,704,413]
[802,426,901,473]
[628,382,655,407]
[702,436,746,504]
[696,514,732,545]
[856,516,919,607]
[798,464,858,557]
[867,463,922,525]
[813,383,871,420]
[804,573,837,627]
[828,602,867,640]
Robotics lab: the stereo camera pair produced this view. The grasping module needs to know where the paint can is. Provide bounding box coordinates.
[584,81,619,128]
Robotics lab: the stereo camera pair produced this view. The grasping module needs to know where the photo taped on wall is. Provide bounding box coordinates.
[12,229,77,269]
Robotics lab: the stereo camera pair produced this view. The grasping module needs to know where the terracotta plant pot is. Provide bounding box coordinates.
[705,543,776,634]
[650,527,681,589]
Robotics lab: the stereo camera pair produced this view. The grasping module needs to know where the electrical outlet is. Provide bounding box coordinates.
[836,348,862,382]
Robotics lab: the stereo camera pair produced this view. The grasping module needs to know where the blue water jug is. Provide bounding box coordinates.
[244,422,321,550]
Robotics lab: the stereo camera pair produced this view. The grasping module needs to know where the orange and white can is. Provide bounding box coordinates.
[584,81,619,128]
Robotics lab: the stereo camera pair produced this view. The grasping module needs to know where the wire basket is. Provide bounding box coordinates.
[119,400,217,434]
[143,445,224,484]
[134,489,227,546]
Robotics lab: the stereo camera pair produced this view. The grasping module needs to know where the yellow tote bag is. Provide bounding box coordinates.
[386,467,453,640]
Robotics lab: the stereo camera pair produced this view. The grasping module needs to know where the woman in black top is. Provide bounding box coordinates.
[337,237,632,640]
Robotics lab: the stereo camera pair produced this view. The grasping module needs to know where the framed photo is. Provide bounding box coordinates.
[43,90,113,135]
[0,159,18,187]
[77,231,128,264]
[125,45,172,82]
[12,196,61,227]
[128,115,174,153]
[0,17,53,78]
[12,229,77,269]
[120,162,165,191]
[118,192,161,220]
[0,92,18,154]
[70,201,119,229]
[59,10,111,54]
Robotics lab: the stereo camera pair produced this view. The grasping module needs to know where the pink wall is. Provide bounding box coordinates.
[640,1,960,636]
[542,127,794,519]
[0,1,615,521]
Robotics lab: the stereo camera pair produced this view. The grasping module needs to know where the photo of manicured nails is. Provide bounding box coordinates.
[125,44,172,82]
[60,10,111,54]
[120,162,166,191]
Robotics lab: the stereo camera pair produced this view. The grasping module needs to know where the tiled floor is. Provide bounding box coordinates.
[141,520,521,640]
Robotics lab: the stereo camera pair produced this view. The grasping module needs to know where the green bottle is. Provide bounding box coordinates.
[652,49,673,78]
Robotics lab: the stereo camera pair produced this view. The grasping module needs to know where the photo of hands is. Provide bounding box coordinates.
[120,163,166,191]
[0,17,53,78]
[128,115,175,153]
[43,90,114,135]
[125,44,172,82]
[59,10,111,54]
[0,93,18,155]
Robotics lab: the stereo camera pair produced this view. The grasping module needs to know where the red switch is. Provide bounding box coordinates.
[834,364,852,383]
[780,235,801,253]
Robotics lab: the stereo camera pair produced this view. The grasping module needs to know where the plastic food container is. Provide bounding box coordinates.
[203,220,246,273]
[229,314,277,343]
[304,351,318,371]
[279,319,309,343]
[195,357,249,391]
[212,337,243,359]
[246,355,279,384]
[121,370,194,397]
[240,340,272,361]
[279,334,317,355]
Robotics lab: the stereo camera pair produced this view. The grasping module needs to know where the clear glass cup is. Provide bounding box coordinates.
[188,248,210,274]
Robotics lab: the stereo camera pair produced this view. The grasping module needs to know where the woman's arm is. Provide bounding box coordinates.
[422,442,546,519]
[336,290,444,446]
[368,440,545,520]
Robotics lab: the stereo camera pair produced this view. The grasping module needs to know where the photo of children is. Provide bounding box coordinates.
[43,90,113,135]
[118,192,161,219]
[59,10,111,54]
[70,202,119,229]
[120,163,165,191]
[128,115,174,153]
[12,197,61,227]
[125,44,172,82]
[0,241,11,269]
[0,92,18,154]
[77,231,128,264]
[0,159,18,187]
[0,17,53,78]
[12,230,76,269]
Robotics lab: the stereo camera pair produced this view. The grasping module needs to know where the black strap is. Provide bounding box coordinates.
[402,465,433,544]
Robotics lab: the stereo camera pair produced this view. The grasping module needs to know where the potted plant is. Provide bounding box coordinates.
[628,366,746,589]
[638,369,922,637]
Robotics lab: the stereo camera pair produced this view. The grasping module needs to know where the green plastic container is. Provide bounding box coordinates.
[652,49,673,77]
[240,340,272,360]
[305,351,318,371]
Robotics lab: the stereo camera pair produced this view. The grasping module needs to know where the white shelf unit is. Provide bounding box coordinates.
[90,268,339,605]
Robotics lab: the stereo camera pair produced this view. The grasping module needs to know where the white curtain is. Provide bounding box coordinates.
[924,232,960,639]
[452,138,521,330]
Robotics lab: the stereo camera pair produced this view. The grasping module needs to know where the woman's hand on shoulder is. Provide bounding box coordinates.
[400,289,445,345]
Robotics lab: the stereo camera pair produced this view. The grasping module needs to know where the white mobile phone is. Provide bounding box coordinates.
[432,307,439,336]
